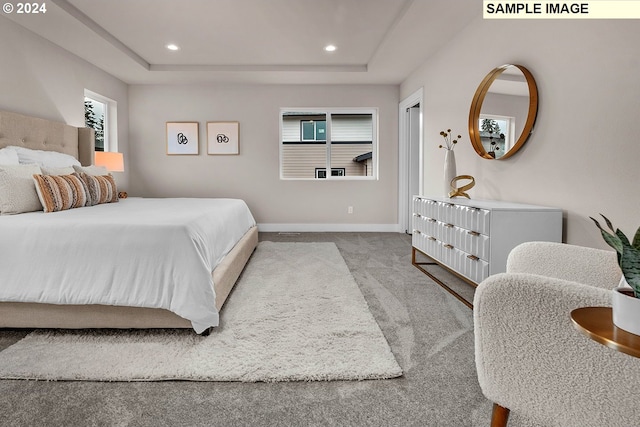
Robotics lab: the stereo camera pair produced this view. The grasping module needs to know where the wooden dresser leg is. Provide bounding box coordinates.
[491,403,510,427]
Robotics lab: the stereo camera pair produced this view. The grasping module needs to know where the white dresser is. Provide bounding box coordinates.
[412,196,562,303]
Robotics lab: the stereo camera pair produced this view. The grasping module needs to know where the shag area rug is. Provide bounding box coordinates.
[0,242,402,382]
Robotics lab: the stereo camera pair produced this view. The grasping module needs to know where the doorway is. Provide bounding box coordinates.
[398,89,423,234]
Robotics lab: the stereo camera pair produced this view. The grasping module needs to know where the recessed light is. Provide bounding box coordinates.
[324,44,337,52]
[166,44,180,51]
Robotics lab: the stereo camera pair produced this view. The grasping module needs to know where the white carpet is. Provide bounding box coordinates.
[0,242,402,382]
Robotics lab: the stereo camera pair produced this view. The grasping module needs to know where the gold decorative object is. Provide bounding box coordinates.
[448,175,475,199]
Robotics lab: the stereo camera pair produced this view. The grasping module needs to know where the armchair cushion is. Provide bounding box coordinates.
[507,241,621,289]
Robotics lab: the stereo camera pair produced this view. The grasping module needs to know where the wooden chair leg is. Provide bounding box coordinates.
[491,403,510,427]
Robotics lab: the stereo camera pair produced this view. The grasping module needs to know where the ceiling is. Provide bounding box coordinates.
[6,0,480,85]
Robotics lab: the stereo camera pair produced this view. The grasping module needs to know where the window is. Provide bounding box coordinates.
[479,114,515,159]
[315,168,345,179]
[301,120,326,141]
[280,108,378,180]
[84,89,117,152]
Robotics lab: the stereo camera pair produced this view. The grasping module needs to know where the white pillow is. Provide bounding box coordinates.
[0,164,44,214]
[0,147,19,165]
[42,166,75,175]
[9,145,81,168]
[73,164,108,176]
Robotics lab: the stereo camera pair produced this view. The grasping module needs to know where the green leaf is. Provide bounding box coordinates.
[591,217,623,256]
[601,214,616,233]
[633,226,640,251]
[616,228,632,247]
[620,244,640,298]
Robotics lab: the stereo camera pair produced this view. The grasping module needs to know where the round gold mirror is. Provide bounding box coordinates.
[468,64,538,160]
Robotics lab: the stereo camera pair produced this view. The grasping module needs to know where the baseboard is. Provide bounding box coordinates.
[257,223,402,233]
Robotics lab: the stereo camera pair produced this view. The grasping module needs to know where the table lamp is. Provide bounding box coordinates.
[94,151,124,172]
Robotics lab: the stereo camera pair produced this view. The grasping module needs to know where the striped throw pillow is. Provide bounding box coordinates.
[76,172,118,206]
[32,174,89,213]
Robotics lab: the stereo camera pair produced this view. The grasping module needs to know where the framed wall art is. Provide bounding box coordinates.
[166,122,199,155]
[207,121,239,155]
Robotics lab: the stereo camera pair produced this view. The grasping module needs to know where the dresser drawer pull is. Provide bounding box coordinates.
[444,223,454,228]
[467,230,480,236]
[445,203,455,207]
[428,236,436,241]
[467,254,479,261]
[444,244,454,250]
[428,218,437,223]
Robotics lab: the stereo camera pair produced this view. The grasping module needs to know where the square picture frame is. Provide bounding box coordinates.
[166,122,199,155]
[207,121,239,155]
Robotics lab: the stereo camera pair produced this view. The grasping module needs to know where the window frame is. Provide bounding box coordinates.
[279,107,378,181]
[84,89,118,152]
[301,120,327,142]
[479,114,515,155]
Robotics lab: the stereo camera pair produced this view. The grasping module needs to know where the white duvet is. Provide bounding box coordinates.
[0,198,256,333]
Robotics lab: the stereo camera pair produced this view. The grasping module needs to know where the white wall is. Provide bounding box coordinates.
[401,17,640,248]
[128,84,399,230]
[0,16,130,189]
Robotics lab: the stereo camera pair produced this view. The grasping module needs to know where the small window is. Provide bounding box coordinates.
[84,90,117,152]
[479,115,515,159]
[315,168,346,179]
[302,120,327,141]
[280,108,378,180]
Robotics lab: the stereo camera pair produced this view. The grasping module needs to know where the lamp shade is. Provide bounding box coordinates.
[94,151,124,172]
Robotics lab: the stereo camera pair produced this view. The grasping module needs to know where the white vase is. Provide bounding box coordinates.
[612,277,640,336]
[444,150,457,197]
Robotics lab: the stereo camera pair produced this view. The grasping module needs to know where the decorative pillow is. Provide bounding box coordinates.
[75,172,118,206]
[9,146,81,168]
[33,174,89,213]
[41,166,75,175]
[0,164,44,215]
[72,164,108,176]
[0,147,19,165]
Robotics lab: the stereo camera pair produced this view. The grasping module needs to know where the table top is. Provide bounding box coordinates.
[571,306,640,358]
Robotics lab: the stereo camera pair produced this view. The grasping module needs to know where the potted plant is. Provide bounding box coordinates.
[591,214,640,335]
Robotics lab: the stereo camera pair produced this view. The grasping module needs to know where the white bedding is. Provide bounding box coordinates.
[0,198,256,333]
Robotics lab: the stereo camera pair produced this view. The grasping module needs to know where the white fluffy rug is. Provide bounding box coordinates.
[0,242,402,382]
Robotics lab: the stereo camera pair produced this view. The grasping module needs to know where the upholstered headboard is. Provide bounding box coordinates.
[0,110,95,166]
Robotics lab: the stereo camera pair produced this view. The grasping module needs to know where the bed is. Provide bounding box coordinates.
[0,110,258,334]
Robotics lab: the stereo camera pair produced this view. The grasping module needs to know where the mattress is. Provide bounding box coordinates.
[0,197,256,333]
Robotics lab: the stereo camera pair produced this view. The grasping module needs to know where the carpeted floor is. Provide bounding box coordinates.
[0,232,535,427]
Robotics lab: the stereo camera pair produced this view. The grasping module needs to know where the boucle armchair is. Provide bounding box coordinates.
[474,241,640,427]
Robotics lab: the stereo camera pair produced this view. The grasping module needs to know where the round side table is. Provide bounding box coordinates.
[571,306,640,358]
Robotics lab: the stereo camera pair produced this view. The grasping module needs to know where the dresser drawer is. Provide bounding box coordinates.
[439,244,489,283]
[414,197,439,219]
[436,202,490,235]
[453,205,491,234]
[460,251,489,283]
[412,230,441,262]
[455,228,490,261]
[420,215,439,238]
[437,223,489,261]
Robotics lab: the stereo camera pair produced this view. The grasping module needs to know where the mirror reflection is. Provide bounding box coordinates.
[469,64,538,160]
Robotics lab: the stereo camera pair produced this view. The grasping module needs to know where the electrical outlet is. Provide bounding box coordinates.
[347,206,354,214]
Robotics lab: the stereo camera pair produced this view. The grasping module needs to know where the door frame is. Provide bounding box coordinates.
[398,88,424,234]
